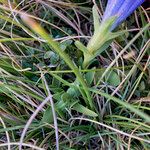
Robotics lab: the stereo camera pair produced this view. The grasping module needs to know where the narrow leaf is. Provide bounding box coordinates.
[73,103,98,117]
[93,5,100,32]
[75,41,87,53]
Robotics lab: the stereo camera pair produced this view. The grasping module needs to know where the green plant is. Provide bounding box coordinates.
[0,0,149,149]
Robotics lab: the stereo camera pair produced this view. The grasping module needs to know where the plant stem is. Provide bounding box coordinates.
[21,14,94,109]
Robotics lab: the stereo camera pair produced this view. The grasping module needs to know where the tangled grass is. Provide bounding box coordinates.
[0,0,149,149]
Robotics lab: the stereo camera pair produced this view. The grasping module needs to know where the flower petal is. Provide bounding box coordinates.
[103,0,124,21]
[111,0,145,30]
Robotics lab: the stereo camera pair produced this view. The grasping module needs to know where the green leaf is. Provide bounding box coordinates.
[139,81,145,91]
[61,93,72,103]
[95,70,120,86]
[87,16,116,53]
[41,106,53,124]
[60,40,72,51]
[92,5,100,32]
[67,86,80,97]
[85,67,95,85]
[72,103,98,117]
[75,41,87,53]
[108,30,127,41]
[95,40,112,56]
[44,51,55,59]
[44,51,59,67]
[67,80,80,97]
[106,71,120,86]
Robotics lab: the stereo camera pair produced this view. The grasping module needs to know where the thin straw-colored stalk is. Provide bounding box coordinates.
[96,23,150,86]
[90,88,150,122]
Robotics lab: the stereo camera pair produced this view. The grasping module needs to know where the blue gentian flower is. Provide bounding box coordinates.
[82,0,145,67]
[103,0,145,30]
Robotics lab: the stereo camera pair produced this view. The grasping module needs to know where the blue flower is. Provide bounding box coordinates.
[83,0,145,67]
[102,0,145,30]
